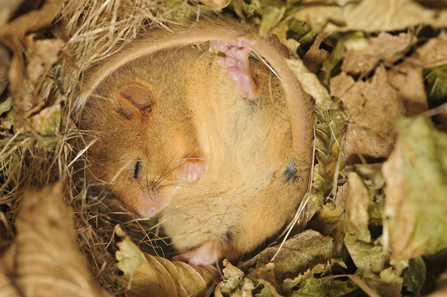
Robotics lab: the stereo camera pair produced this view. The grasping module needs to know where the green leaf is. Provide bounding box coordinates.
[289,275,356,297]
[403,257,426,294]
[383,117,447,264]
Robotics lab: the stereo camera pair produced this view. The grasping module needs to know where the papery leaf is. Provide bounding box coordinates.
[115,225,219,297]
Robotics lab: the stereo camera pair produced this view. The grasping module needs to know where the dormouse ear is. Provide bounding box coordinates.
[117,83,154,118]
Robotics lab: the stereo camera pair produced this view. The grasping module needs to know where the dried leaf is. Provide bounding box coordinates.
[0,245,20,297]
[342,164,385,229]
[302,32,330,74]
[342,32,413,75]
[0,97,12,115]
[259,6,285,38]
[28,104,61,136]
[331,61,427,164]
[115,225,219,297]
[414,34,447,67]
[271,23,300,59]
[25,36,64,86]
[0,0,65,127]
[290,275,356,297]
[214,260,256,296]
[281,258,347,294]
[342,166,396,287]
[292,0,447,33]
[382,117,447,264]
[322,32,365,86]
[0,183,111,297]
[247,230,336,285]
[286,58,332,109]
[0,44,10,95]
[344,171,371,244]
[346,275,381,297]
[0,0,26,29]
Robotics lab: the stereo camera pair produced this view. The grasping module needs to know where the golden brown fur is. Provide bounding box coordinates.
[76,17,314,265]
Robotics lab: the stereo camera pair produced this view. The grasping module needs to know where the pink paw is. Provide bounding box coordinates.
[171,240,219,266]
[176,159,206,184]
[211,38,258,100]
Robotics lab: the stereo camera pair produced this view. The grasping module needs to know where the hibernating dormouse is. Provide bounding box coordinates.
[73,16,314,266]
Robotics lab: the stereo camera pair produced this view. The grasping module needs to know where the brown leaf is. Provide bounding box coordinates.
[246,230,336,285]
[0,0,65,128]
[271,23,300,59]
[335,183,348,210]
[332,58,428,164]
[0,245,20,297]
[336,65,405,164]
[413,34,447,67]
[25,36,64,86]
[214,260,256,296]
[286,58,332,109]
[345,172,371,243]
[387,61,428,117]
[292,0,447,33]
[115,225,219,297]
[0,183,111,297]
[303,32,330,74]
[342,32,413,75]
[0,44,10,95]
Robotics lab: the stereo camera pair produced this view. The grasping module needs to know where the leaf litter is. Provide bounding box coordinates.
[1,0,447,296]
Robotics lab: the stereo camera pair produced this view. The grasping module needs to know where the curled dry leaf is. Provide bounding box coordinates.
[271,23,300,59]
[0,0,65,127]
[302,32,330,74]
[25,36,64,86]
[28,104,61,136]
[331,59,428,164]
[214,260,255,297]
[382,117,447,264]
[114,225,219,297]
[342,32,413,75]
[342,166,404,296]
[344,171,371,243]
[292,0,447,32]
[259,6,286,38]
[281,258,349,295]
[286,58,332,109]
[0,245,20,297]
[0,44,10,95]
[414,33,447,67]
[246,230,336,285]
[0,183,111,297]
[342,167,391,292]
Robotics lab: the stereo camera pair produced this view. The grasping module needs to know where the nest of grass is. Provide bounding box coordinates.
[0,0,181,294]
[2,0,447,296]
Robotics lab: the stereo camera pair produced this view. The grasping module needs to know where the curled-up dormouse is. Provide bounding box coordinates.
[75,16,314,265]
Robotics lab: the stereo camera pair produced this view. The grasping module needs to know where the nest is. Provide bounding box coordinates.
[2,0,447,296]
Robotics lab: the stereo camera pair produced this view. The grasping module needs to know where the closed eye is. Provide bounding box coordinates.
[133,160,141,179]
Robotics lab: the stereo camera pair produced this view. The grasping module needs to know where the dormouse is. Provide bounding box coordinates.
[75,17,314,265]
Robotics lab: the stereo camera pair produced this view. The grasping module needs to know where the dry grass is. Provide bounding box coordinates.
[0,0,188,294]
